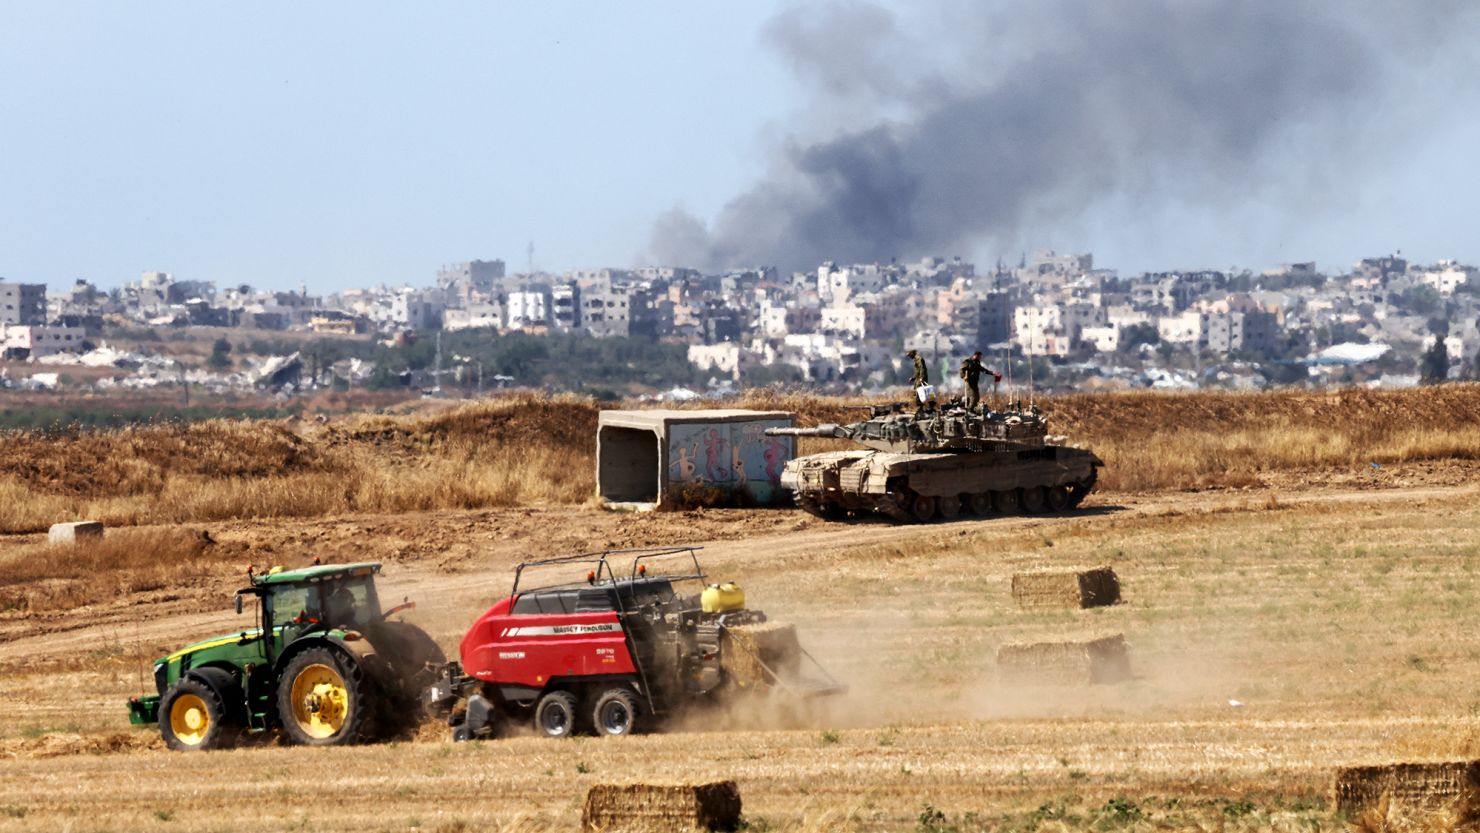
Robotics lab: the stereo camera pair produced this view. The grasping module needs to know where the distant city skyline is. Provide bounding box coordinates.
[2,2,1478,293]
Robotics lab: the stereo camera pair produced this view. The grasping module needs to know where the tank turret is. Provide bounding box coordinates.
[767,402,1101,523]
[766,403,1050,454]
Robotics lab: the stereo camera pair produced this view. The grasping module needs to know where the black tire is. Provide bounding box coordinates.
[968,493,992,515]
[591,688,639,737]
[908,493,937,522]
[277,647,374,746]
[366,621,446,733]
[1046,485,1071,512]
[534,690,580,738]
[992,489,1020,514]
[160,675,238,752]
[937,495,961,520]
[1020,486,1047,513]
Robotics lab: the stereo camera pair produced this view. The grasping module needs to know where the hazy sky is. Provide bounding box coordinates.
[1,2,1477,292]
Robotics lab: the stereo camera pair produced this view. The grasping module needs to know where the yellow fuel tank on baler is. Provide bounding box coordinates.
[701,582,745,613]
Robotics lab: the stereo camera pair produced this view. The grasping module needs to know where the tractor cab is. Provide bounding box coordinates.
[250,562,385,636]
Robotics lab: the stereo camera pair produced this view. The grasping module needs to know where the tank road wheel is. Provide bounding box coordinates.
[1020,486,1047,513]
[907,493,938,523]
[534,690,580,738]
[1046,485,1071,513]
[278,648,372,746]
[937,495,961,521]
[160,677,236,751]
[1068,470,1098,509]
[992,489,1020,514]
[591,688,639,737]
[797,497,828,519]
[968,493,992,515]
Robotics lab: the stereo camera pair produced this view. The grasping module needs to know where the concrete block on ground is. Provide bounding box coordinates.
[48,521,104,546]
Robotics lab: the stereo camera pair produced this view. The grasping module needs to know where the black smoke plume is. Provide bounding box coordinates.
[649,0,1477,272]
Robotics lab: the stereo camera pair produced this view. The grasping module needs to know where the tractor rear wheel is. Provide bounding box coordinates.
[591,688,639,737]
[1020,486,1047,513]
[160,677,237,752]
[1046,485,1071,512]
[908,493,937,522]
[278,648,373,746]
[992,489,1020,514]
[534,690,580,738]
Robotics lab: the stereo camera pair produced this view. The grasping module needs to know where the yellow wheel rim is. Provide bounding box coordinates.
[169,693,211,746]
[289,663,349,739]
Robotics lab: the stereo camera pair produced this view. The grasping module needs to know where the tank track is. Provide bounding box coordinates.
[789,469,1099,524]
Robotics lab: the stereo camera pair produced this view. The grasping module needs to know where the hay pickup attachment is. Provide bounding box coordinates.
[426,546,844,741]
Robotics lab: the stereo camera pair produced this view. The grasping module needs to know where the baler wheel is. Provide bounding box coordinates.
[534,690,580,738]
[160,677,236,751]
[591,688,639,737]
[278,648,372,746]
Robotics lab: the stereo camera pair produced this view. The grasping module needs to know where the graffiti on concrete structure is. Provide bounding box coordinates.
[668,419,794,503]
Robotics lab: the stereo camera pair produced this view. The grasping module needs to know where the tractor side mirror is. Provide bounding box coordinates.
[234,593,244,615]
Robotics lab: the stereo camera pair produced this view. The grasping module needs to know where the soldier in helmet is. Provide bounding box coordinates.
[958,351,1001,411]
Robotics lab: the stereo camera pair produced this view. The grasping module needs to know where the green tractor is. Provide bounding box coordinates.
[126,562,444,751]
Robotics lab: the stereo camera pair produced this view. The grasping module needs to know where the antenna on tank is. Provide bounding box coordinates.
[1027,342,1035,409]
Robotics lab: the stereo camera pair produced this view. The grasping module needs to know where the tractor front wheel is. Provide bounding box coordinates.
[534,690,580,738]
[278,648,373,746]
[591,689,639,737]
[160,677,237,751]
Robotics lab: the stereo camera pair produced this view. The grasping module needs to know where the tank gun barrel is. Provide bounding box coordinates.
[764,424,850,439]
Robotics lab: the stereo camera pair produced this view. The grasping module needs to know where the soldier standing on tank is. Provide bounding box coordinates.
[959,351,1002,412]
[906,349,933,409]
[907,349,929,388]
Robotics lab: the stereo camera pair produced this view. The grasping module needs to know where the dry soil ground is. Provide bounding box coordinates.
[4,482,1480,832]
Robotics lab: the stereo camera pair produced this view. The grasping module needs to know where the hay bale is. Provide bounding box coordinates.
[721,621,801,690]
[1334,761,1480,818]
[582,781,742,832]
[997,633,1130,685]
[1011,566,1120,609]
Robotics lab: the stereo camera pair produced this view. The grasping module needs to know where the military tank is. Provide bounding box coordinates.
[764,401,1102,522]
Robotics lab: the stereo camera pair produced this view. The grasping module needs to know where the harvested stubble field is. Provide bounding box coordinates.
[4,486,1480,831]
[4,388,1480,831]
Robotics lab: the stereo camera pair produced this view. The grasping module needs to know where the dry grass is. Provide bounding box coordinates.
[0,393,597,533]
[0,385,1479,533]
[0,527,227,613]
